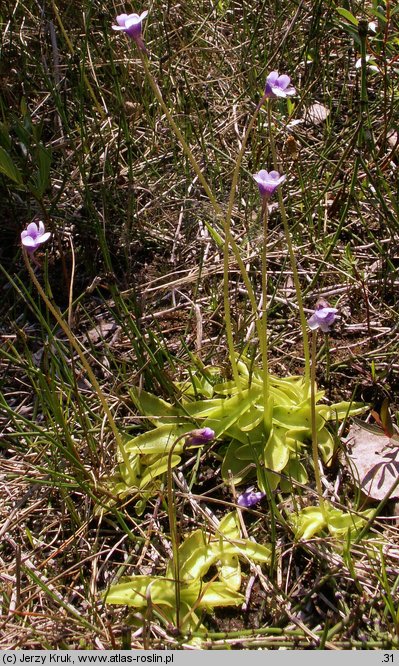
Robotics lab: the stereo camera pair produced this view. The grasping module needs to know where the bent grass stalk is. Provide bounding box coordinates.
[22,250,133,476]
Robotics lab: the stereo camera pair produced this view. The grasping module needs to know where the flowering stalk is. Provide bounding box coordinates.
[136,49,262,387]
[136,50,241,385]
[260,197,269,420]
[167,428,215,629]
[222,96,267,385]
[253,169,286,422]
[308,302,337,509]
[222,95,291,395]
[138,52,221,222]
[222,227,240,388]
[22,249,133,477]
[310,330,324,508]
[266,101,311,391]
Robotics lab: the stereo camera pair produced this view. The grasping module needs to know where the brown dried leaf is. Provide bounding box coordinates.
[343,422,399,500]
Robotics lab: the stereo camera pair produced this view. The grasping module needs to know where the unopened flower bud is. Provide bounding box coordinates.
[237,487,266,508]
[185,427,215,446]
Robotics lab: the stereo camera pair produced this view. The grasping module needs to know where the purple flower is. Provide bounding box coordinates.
[237,487,266,508]
[21,221,51,254]
[185,427,215,446]
[264,71,296,99]
[253,169,286,199]
[112,11,148,51]
[308,301,338,333]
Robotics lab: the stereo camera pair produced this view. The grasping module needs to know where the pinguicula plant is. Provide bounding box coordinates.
[105,511,271,637]
[109,13,368,533]
[96,8,377,634]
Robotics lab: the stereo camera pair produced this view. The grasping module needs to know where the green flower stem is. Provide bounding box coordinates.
[211,97,271,388]
[224,97,268,354]
[139,53,222,220]
[139,52,240,385]
[23,250,133,476]
[358,19,373,153]
[325,335,331,387]
[310,330,324,507]
[261,197,269,414]
[267,102,310,391]
[167,433,191,631]
[139,53,266,387]
[222,235,240,387]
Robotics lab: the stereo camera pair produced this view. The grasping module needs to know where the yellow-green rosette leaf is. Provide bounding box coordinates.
[263,427,290,472]
[317,427,336,465]
[218,511,241,539]
[196,581,244,608]
[222,438,257,484]
[280,457,308,492]
[139,454,180,488]
[229,538,272,563]
[218,553,241,591]
[177,530,217,582]
[124,424,191,455]
[291,506,327,540]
